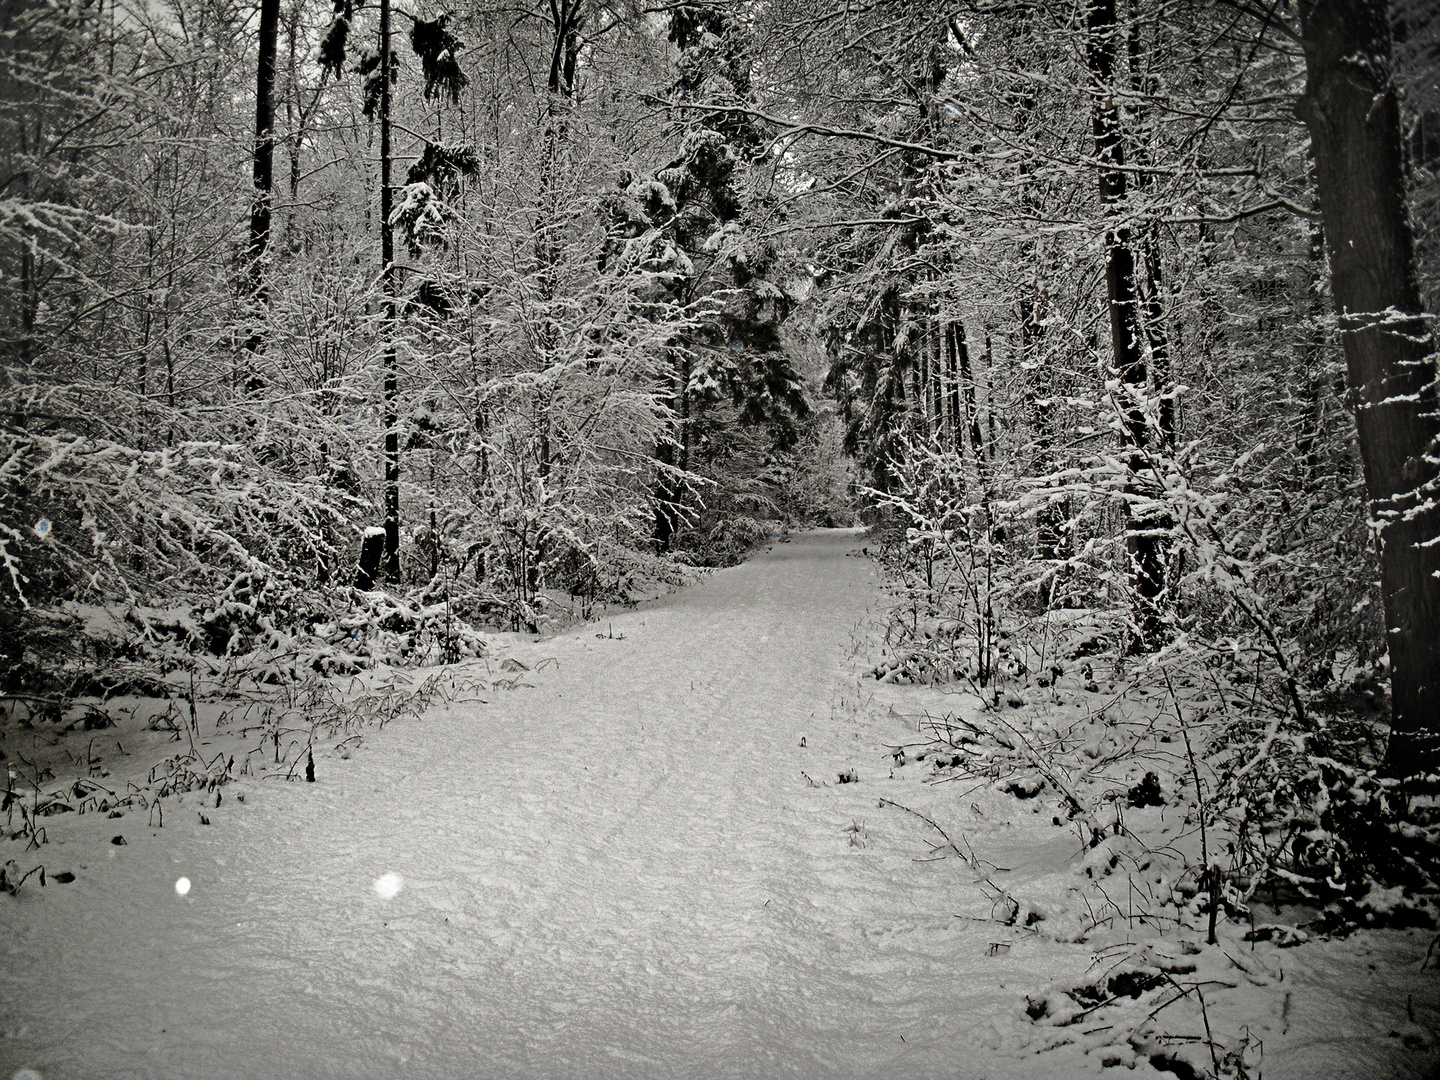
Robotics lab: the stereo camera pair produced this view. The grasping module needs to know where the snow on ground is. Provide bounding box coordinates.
[0,529,1436,1079]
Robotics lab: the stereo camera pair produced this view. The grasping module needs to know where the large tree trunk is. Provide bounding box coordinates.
[245,0,279,360]
[1296,0,1440,772]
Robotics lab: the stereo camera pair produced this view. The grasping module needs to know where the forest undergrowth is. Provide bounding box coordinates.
[0,419,833,892]
[861,479,1440,1078]
[0,528,721,895]
[0,644,504,893]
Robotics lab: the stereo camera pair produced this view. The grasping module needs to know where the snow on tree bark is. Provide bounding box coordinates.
[1085,0,1169,652]
[1296,0,1440,772]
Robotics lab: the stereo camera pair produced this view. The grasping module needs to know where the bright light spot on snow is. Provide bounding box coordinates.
[13,1068,43,1080]
[374,872,404,899]
[175,877,192,896]
[32,518,50,539]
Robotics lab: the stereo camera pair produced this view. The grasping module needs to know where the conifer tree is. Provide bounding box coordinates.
[606,1,809,550]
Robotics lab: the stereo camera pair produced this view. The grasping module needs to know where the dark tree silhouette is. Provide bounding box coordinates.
[1296,0,1440,771]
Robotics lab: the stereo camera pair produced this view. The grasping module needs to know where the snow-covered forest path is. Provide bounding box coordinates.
[2,530,1094,1079]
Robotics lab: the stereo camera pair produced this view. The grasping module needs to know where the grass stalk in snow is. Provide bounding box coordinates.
[1166,669,1218,946]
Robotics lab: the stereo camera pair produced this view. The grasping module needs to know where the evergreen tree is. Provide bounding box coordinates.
[604,1,809,551]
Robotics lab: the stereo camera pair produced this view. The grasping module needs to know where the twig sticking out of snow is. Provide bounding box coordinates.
[876,796,1014,911]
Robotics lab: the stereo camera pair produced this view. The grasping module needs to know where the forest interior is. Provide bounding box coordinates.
[2,0,1440,1074]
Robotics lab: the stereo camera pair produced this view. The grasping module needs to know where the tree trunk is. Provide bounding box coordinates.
[945,322,963,456]
[1023,290,1070,565]
[245,0,279,359]
[355,528,385,591]
[652,349,690,551]
[931,322,947,445]
[380,0,401,583]
[17,121,37,366]
[531,0,583,484]
[955,320,986,473]
[1086,0,1166,649]
[1296,0,1440,772]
